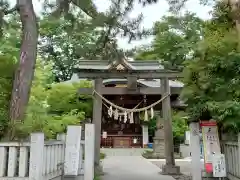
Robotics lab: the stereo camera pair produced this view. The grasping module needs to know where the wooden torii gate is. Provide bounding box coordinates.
[75,59,182,174]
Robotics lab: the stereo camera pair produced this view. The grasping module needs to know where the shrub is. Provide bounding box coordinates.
[0,55,15,138]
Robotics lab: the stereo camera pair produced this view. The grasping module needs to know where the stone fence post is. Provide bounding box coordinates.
[189,122,201,180]
[29,133,44,180]
[238,133,240,172]
[64,126,82,176]
[84,124,95,180]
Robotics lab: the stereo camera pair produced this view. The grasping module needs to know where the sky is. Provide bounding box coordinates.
[10,0,212,49]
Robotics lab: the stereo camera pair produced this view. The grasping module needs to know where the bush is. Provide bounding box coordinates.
[0,55,15,138]
[47,81,92,117]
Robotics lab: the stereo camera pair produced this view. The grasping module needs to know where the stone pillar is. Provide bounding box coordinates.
[161,78,180,174]
[64,126,82,176]
[189,122,202,180]
[153,114,165,157]
[92,78,103,173]
[142,125,149,148]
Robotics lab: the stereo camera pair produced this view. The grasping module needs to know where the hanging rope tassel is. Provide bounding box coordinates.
[114,109,119,120]
[130,112,134,124]
[150,107,154,119]
[124,111,128,123]
[144,110,148,121]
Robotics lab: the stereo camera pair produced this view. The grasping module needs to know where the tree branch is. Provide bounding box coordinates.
[4,6,17,15]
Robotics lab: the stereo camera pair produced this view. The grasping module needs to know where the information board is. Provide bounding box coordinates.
[212,154,227,177]
[200,121,221,173]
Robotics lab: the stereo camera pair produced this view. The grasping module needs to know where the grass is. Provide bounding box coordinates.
[93,152,106,180]
[94,174,101,180]
[100,152,106,160]
[83,152,106,160]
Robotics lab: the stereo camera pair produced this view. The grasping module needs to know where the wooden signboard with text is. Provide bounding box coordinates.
[200,121,221,173]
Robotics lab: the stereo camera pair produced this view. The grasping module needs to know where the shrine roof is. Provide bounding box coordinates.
[66,74,184,88]
[103,78,183,88]
[75,59,163,71]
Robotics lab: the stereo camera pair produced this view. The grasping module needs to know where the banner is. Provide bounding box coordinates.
[200,121,221,173]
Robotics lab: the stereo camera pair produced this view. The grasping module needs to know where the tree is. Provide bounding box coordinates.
[0,13,21,57]
[13,60,87,139]
[0,1,39,123]
[147,111,188,140]
[39,13,103,81]
[135,12,204,70]
[0,0,154,125]
[39,0,153,81]
[181,2,240,132]
[47,81,93,118]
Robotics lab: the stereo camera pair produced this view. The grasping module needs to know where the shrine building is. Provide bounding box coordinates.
[68,59,185,148]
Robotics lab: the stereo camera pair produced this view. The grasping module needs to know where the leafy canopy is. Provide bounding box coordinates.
[181,2,240,131]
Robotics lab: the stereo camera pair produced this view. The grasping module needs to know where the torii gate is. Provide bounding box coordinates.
[75,59,182,174]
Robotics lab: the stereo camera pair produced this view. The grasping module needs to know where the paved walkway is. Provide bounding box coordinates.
[102,156,175,180]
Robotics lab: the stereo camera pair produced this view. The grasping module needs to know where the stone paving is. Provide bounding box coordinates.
[101,156,175,180]
[100,148,149,156]
[149,158,204,176]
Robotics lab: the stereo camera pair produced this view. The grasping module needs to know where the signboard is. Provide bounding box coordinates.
[212,154,226,177]
[102,131,107,139]
[200,121,221,173]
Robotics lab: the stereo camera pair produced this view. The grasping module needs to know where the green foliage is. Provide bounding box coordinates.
[172,111,188,140]
[39,14,102,81]
[10,60,91,139]
[47,81,93,118]
[0,14,21,58]
[147,116,157,137]
[135,12,204,70]
[181,2,240,132]
[39,0,152,81]
[0,55,15,138]
[15,110,85,139]
[147,111,188,139]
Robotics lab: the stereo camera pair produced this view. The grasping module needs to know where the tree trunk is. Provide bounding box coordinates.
[9,0,38,122]
[229,0,240,51]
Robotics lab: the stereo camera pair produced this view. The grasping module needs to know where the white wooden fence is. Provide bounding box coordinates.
[222,133,240,180]
[0,124,95,180]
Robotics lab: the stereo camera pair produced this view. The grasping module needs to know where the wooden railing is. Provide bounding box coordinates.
[222,134,240,180]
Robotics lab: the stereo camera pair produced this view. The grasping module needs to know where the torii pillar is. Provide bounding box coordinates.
[92,78,103,174]
[161,78,180,174]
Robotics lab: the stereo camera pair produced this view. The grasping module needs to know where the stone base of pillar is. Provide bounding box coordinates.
[94,162,104,175]
[63,175,80,180]
[161,164,180,175]
[153,137,165,158]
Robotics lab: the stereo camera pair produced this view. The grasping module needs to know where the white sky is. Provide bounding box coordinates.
[10,0,212,49]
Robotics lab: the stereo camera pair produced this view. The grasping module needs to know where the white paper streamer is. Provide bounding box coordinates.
[144,110,148,121]
[124,111,128,123]
[130,112,134,124]
[114,109,119,120]
[151,107,154,119]
[108,106,113,117]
